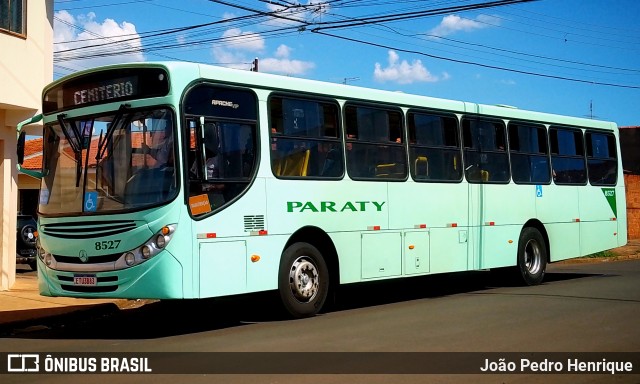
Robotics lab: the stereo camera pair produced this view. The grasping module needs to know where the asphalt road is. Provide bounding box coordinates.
[1,260,639,384]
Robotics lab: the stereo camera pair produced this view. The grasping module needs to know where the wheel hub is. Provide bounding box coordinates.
[289,257,319,302]
[524,239,542,274]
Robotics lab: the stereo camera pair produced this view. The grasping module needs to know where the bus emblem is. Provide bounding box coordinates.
[79,250,88,263]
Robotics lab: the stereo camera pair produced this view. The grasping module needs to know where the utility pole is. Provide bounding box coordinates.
[342,77,359,85]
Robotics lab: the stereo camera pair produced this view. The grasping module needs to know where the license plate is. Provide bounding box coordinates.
[73,274,97,286]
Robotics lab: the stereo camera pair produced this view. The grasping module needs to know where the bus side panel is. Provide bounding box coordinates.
[266,179,388,233]
[617,184,628,246]
[193,178,268,297]
[478,185,534,269]
[389,182,468,274]
[266,178,390,284]
[429,227,468,274]
[536,185,581,261]
[578,186,620,256]
[199,241,247,297]
[330,232,362,284]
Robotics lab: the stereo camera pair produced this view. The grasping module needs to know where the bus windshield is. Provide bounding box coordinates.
[39,107,177,216]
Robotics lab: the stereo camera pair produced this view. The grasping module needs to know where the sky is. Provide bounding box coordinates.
[52,0,640,127]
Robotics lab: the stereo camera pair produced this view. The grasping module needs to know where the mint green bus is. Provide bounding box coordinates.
[17,62,626,318]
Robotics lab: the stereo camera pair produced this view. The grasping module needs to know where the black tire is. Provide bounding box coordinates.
[20,225,37,246]
[517,227,547,286]
[278,242,329,318]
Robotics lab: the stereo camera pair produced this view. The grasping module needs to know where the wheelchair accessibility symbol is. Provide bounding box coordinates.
[535,185,543,198]
[84,192,98,212]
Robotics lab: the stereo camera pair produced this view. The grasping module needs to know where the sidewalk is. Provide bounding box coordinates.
[0,272,146,331]
[1,240,640,331]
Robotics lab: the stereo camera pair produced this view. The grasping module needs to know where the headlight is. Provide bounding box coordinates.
[116,224,176,269]
[156,234,167,248]
[36,237,45,260]
[141,245,152,259]
[125,252,135,266]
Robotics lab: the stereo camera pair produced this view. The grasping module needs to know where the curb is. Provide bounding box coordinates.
[0,299,153,336]
[0,302,122,336]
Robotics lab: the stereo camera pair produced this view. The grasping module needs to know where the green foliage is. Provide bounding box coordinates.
[584,250,615,258]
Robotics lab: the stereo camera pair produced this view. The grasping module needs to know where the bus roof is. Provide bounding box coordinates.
[50,61,617,131]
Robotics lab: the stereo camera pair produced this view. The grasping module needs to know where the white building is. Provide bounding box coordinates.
[0,0,53,290]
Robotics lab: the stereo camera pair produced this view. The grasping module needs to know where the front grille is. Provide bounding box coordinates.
[58,275,118,283]
[61,285,118,293]
[41,220,138,239]
[54,253,122,264]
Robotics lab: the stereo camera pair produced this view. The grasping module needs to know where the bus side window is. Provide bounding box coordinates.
[462,118,509,183]
[269,95,342,179]
[408,111,462,182]
[509,122,550,184]
[345,104,406,180]
[550,127,587,185]
[586,131,617,186]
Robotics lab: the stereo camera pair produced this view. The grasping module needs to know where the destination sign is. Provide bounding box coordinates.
[72,77,137,106]
[43,67,170,114]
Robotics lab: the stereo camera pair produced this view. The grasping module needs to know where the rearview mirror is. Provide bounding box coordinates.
[17,131,26,165]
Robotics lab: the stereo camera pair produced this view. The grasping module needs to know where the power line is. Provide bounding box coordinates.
[312,29,640,89]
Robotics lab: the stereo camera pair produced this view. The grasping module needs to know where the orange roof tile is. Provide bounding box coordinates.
[22,133,172,171]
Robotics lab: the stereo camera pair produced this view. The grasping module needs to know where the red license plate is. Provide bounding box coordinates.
[73,274,97,286]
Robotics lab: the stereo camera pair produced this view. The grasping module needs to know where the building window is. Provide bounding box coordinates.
[0,0,25,36]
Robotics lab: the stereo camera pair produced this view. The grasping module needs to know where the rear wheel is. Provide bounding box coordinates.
[517,227,547,286]
[278,242,329,318]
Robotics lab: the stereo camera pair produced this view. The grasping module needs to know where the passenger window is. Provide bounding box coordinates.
[408,111,462,182]
[345,104,406,180]
[183,85,258,216]
[586,131,617,186]
[508,123,550,184]
[462,118,509,183]
[269,96,342,178]
[549,127,587,185]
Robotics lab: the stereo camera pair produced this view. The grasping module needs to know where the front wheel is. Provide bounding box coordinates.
[517,227,547,286]
[278,242,329,318]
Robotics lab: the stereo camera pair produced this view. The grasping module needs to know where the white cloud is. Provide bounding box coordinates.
[212,37,314,75]
[54,10,144,71]
[260,57,315,75]
[373,50,444,84]
[429,14,499,37]
[259,45,315,75]
[220,28,265,51]
[212,47,252,70]
[275,44,291,58]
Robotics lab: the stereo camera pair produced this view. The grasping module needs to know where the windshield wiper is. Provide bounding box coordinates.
[96,104,131,162]
[57,114,82,154]
[57,114,84,187]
